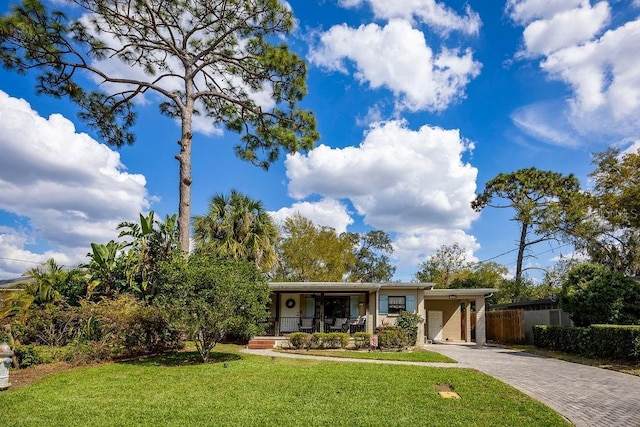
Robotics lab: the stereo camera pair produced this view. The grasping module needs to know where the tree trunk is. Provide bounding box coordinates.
[515,221,528,290]
[177,103,193,256]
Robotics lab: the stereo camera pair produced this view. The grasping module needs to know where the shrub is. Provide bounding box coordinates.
[0,327,10,344]
[13,305,83,347]
[13,345,50,368]
[88,295,182,357]
[533,324,640,360]
[60,341,112,365]
[353,332,371,349]
[395,311,423,346]
[328,332,350,348]
[310,333,330,349]
[310,332,348,349]
[288,332,311,349]
[590,325,640,360]
[376,326,410,349]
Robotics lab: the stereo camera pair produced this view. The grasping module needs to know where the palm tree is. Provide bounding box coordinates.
[192,190,278,272]
[0,259,81,319]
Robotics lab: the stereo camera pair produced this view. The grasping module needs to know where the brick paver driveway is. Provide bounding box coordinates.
[426,344,640,427]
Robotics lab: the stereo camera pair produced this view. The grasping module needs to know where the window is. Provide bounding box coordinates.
[388,296,406,314]
[379,294,416,315]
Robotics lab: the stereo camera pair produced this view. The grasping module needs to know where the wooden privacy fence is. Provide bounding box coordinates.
[486,310,525,344]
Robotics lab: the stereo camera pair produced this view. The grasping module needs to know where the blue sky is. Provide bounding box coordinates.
[1,0,640,280]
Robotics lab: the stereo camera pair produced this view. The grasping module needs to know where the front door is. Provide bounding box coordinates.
[428,310,443,342]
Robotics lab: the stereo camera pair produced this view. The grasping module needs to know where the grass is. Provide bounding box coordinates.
[0,344,569,426]
[509,345,640,377]
[279,348,456,363]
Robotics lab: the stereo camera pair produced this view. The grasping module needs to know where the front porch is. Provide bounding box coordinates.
[266,284,371,336]
[262,315,368,336]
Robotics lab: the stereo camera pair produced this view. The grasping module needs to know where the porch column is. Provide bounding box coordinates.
[475,295,486,346]
[320,292,325,332]
[416,292,425,345]
[275,293,281,336]
[465,300,472,343]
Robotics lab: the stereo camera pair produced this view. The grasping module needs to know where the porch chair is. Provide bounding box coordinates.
[299,317,314,333]
[345,315,366,333]
[330,317,348,332]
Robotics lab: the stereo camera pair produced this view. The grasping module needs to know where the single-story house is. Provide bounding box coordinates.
[258,282,497,347]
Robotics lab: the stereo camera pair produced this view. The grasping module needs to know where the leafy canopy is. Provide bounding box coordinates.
[559,262,640,327]
[568,148,640,275]
[158,253,270,362]
[0,0,319,253]
[472,167,581,281]
[276,213,355,282]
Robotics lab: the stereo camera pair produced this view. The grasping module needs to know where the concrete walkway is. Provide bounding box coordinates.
[424,344,640,427]
[243,345,640,426]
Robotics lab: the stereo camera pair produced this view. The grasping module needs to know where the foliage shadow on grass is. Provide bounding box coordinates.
[119,350,242,367]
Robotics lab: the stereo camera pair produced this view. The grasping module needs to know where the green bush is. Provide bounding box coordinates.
[13,345,50,368]
[329,332,350,348]
[288,332,311,349]
[60,341,112,365]
[376,326,410,349]
[533,324,640,360]
[395,311,423,346]
[311,332,329,348]
[0,328,10,344]
[353,332,371,349]
[590,325,640,360]
[88,295,183,357]
[13,305,83,347]
[310,332,348,349]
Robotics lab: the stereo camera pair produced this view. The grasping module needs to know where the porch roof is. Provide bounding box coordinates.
[269,282,434,292]
[425,288,499,300]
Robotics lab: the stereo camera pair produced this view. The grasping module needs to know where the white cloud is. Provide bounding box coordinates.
[506,0,585,25]
[520,2,610,56]
[0,90,151,278]
[339,0,481,36]
[508,2,640,147]
[510,101,580,147]
[269,198,354,234]
[284,120,479,266]
[393,229,479,271]
[621,139,640,156]
[309,20,481,112]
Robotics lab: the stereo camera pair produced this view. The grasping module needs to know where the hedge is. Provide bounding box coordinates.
[533,324,640,360]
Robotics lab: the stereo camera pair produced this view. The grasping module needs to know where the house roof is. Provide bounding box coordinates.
[425,288,499,300]
[490,297,559,310]
[268,282,498,300]
[269,282,434,292]
[0,277,32,290]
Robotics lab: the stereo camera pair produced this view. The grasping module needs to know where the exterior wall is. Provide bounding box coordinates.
[523,309,573,344]
[424,300,462,342]
[279,293,300,333]
[376,288,423,327]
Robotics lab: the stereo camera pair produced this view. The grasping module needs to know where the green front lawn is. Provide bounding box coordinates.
[280,348,456,363]
[1,345,569,426]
